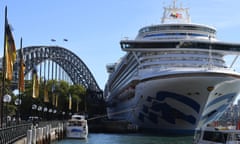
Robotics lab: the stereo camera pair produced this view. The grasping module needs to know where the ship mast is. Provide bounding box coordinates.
[173,0,177,8]
[161,0,191,24]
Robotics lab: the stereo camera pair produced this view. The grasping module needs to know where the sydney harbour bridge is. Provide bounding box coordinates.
[11,45,104,113]
[14,45,101,92]
[0,45,107,143]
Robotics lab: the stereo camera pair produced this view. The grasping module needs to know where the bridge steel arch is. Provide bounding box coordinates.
[17,46,101,93]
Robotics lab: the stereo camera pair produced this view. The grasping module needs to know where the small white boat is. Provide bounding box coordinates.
[194,127,240,144]
[66,115,88,139]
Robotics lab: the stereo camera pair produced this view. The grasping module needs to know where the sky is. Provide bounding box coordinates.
[1,0,240,90]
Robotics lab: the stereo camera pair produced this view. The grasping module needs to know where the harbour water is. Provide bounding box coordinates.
[53,133,194,144]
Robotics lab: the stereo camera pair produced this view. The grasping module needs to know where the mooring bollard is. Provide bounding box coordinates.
[59,123,63,140]
[43,127,47,144]
[60,123,64,139]
[36,127,43,144]
[57,123,61,140]
[36,128,40,144]
[24,123,66,144]
[47,125,51,143]
[27,129,32,144]
[40,127,44,144]
[32,128,37,144]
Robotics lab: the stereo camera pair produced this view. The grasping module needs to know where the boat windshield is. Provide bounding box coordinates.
[202,131,240,143]
[68,121,85,126]
[202,131,226,143]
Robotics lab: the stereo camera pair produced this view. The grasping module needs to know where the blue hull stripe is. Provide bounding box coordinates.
[156,91,200,113]
[205,93,236,108]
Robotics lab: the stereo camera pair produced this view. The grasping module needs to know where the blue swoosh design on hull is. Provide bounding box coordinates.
[156,91,200,113]
[205,93,235,108]
[139,91,199,125]
[201,93,236,123]
[151,102,196,124]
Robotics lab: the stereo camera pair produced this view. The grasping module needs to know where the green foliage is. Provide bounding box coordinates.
[6,79,88,120]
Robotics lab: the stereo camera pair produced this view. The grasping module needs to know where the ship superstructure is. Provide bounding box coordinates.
[105,0,240,135]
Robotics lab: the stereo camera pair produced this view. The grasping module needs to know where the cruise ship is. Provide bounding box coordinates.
[104,0,240,135]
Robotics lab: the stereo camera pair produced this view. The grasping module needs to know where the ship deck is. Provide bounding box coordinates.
[121,40,240,54]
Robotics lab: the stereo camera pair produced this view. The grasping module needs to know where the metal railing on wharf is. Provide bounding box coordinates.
[0,120,65,144]
[0,122,31,144]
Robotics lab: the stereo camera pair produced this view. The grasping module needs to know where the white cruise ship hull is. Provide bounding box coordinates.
[107,72,240,135]
[105,1,240,136]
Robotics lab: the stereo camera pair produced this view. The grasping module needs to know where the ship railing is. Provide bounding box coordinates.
[138,66,235,74]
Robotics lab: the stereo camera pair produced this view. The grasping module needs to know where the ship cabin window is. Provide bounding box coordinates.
[140,51,225,69]
[143,33,213,39]
[139,25,216,35]
[121,43,131,49]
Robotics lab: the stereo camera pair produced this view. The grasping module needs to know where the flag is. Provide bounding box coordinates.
[170,12,182,18]
[52,93,55,106]
[51,84,55,105]
[55,94,58,107]
[76,102,79,112]
[32,67,39,98]
[18,47,25,92]
[43,79,49,102]
[4,20,16,80]
[69,94,72,110]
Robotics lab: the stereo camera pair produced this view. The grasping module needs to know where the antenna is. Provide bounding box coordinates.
[173,0,177,8]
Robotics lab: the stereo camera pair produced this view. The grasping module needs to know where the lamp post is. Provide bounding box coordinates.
[3,94,12,127]
[53,109,57,120]
[43,107,48,120]
[32,104,37,117]
[62,111,65,120]
[37,106,42,120]
[14,98,22,124]
[48,108,52,120]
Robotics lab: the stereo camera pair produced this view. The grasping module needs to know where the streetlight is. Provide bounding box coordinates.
[3,94,11,102]
[13,89,22,123]
[32,104,37,110]
[37,106,42,120]
[53,109,57,120]
[3,94,12,126]
[32,104,37,117]
[43,107,48,120]
[48,108,52,120]
[43,107,48,112]
[14,98,21,105]
[14,98,22,123]
[62,111,65,120]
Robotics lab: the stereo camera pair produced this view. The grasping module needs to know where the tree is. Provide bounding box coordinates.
[69,84,86,113]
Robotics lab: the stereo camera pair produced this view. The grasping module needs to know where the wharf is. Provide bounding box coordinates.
[13,128,60,144]
[14,120,138,143]
[13,123,64,144]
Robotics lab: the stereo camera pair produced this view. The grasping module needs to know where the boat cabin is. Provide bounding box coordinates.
[194,127,240,144]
